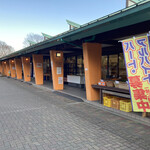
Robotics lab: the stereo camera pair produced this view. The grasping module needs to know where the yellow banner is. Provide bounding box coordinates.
[122,35,150,112]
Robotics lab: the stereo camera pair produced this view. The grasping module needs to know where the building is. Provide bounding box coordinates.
[0,0,150,116]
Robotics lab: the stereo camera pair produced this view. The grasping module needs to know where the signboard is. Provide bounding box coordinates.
[122,35,150,112]
[37,63,42,68]
[58,77,63,84]
[57,67,62,75]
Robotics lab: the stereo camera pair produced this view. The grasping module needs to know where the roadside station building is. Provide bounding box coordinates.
[0,0,150,117]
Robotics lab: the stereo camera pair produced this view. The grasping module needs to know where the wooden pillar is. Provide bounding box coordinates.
[2,61,7,76]
[50,51,64,90]
[32,54,43,85]
[83,43,102,101]
[0,62,2,74]
[9,59,16,78]
[5,61,10,77]
[14,58,22,79]
[21,57,31,82]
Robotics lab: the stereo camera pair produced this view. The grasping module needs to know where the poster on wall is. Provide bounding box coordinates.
[58,77,63,84]
[37,63,42,68]
[57,67,62,75]
[121,34,150,112]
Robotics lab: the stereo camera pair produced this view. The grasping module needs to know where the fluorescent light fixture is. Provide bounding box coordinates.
[56,52,61,57]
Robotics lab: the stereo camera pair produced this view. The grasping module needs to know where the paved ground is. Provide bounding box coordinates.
[0,77,150,150]
[31,79,86,99]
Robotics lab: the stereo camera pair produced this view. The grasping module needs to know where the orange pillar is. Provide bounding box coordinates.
[2,61,7,76]
[32,54,43,85]
[9,59,16,78]
[83,43,102,101]
[14,58,22,79]
[21,57,31,82]
[6,61,10,77]
[4,62,7,76]
[0,62,2,74]
[50,50,64,90]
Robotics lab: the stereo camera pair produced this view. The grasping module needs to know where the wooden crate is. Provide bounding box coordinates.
[111,98,121,110]
[120,100,132,112]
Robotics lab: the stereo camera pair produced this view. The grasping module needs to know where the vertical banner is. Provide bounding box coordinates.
[122,35,150,112]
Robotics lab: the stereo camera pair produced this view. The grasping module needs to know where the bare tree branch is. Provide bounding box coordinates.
[0,41,14,58]
[23,33,44,47]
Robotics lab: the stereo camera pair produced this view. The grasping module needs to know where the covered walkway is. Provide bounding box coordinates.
[0,1,150,122]
[30,79,86,100]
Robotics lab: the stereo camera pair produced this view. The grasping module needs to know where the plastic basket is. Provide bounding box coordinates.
[103,97,112,107]
[120,100,132,112]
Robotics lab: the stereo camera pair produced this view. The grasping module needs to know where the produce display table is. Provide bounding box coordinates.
[92,84,130,104]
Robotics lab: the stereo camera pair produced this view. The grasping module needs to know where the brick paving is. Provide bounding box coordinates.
[0,77,150,150]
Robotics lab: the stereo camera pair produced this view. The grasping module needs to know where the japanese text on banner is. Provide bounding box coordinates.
[122,35,150,112]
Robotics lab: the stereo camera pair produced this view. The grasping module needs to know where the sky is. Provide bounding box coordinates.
[0,0,125,51]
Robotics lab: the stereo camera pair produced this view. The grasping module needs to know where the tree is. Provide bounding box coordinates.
[23,33,44,47]
[0,41,14,58]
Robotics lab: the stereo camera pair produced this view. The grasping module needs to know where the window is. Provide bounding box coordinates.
[64,55,84,77]
[119,53,127,81]
[101,53,127,81]
[43,58,50,74]
[64,56,76,76]
[101,56,107,79]
[77,55,84,75]
[109,54,118,78]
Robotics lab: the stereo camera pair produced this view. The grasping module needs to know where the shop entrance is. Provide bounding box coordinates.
[64,53,85,88]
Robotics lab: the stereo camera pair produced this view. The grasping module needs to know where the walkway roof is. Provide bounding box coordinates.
[42,33,52,39]
[132,0,145,3]
[66,20,81,28]
[1,0,150,60]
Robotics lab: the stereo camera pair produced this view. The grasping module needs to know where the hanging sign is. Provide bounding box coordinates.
[122,35,150,112]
